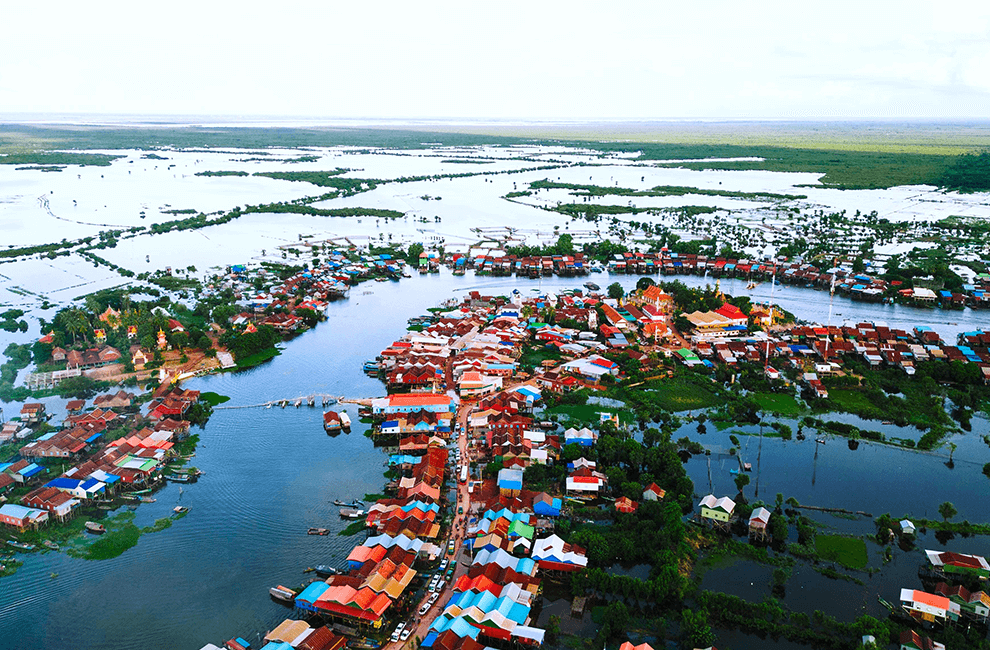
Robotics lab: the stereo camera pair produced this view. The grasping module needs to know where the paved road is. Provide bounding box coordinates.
[388,401,474,648]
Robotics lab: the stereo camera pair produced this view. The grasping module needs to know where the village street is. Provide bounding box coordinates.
[391,400,474,648]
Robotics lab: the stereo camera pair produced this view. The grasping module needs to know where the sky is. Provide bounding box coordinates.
[3,0,990,121]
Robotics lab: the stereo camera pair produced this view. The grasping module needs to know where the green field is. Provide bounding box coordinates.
[752,392,803,415]
[649,377,721,412]
[546,404,634,425]
[826,389,877,414]
[4,122,989,190]
[815,534,868,569]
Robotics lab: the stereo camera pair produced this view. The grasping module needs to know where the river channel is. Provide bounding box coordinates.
[0,269,987,649]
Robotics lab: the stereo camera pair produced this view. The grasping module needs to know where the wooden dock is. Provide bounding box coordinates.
[213,394,348,410]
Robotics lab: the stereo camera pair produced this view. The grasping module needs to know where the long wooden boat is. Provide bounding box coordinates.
[85,521,106,534]
[269,585,296,603]
[307,527,330,536]
[6,540,35,551]
[314,565,338,578]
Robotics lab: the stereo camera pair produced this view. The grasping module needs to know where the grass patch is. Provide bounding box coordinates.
[68,512,142,561]
[233,347,281,371]
[338,519,368,536]
[752,392,802,415]
[200,391,231,407]
[648,377,720,412]
[546,404,634,425]
[815,534,868,569]
[825,389,875,414]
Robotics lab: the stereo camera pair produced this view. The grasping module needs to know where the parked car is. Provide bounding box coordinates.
[419,602,430,616]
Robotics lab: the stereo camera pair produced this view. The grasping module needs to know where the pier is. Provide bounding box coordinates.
[212,395,382,410]
[214,394,341,410]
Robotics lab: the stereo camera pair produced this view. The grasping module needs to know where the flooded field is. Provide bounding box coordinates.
[1,133,989,649]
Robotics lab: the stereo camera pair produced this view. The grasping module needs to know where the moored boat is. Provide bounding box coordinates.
[323,410,342,432]
[314,564,338,578]
[339,508,366,519]
[173,506,190,514]
[85,521,106,534]
[43,540,59,551]
[6,540,36,551]
[269,585,296,603]
[340,411,351,431]
[307,527,330,535]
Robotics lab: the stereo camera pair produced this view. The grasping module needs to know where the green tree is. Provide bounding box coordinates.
[734,473,750,495]
[681,608,716,650]
[852,256,866,273]
[406,242,424,264]
[938,501,957,522]
[607,282,625,300]
[636,277,656,291]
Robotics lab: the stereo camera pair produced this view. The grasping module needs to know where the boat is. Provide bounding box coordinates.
[314,565,338,578]
[339,411,351,430]
[816,438,826,445]
[269,585,296,603]
[166,474,194,483]
[307,527,330,536]
[6,540,35,551]
[538,421,558,430]
[333,499,345,506]
[85,521,106,534]
[139,496,156,503]
[173,506,189,514]
[323,410,342,432]
[729,468,739,475]
[881,420,894,425]
[584,282,600,291]
[339,508,366,519]
[43,540,59,551]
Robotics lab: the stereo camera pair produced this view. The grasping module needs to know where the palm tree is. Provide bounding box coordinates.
[65,309,89,345]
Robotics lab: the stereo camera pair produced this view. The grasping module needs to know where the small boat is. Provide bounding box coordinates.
[43,540,59,551]
[816,438,826,445]
[881,420,894,425]
[6,540,36,551]
[139,496,156,503]
[324,411,342,432]
[339,508,366,519]
[173,506,189,514]
[269,585,296,603]
[308,527,330,536]
[729,468,739,475]
[333,499,346,506]
[85,521,106,534]
[340,412,351,430]
[314,565,338,578]
[743,463,752,472]
[584,282,600,291]
[166,474,194,483]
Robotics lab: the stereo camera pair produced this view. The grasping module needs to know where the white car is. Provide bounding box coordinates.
[400,628,412,641]
[419,602,430,616]
[429,591,440,605]
[390,623,404,642]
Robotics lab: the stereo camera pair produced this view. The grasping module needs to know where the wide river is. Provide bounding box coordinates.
[0,269,987,650]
